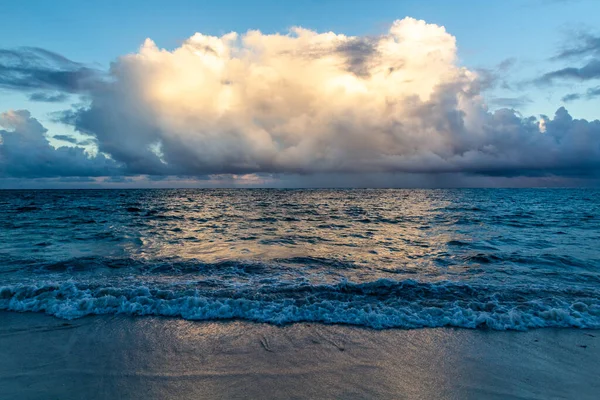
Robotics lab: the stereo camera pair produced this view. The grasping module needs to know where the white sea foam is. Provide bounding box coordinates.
[2,280,599,330]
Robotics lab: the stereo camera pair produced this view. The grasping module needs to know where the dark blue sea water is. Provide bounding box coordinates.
[1,189,599,330]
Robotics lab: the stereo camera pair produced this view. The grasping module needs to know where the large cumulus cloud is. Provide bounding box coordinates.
[2,17,600,184]
[55,18,600,179]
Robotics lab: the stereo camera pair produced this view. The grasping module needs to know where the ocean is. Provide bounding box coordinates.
[1,188,599,330]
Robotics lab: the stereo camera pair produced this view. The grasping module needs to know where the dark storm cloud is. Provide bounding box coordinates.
[57,107,178,176]
[0,110,120,178]
[0,47,101,95]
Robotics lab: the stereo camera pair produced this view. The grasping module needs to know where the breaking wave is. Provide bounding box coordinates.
[2,278,599,330]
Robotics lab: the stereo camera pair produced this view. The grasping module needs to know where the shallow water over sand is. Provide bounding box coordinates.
[1,312,599,400]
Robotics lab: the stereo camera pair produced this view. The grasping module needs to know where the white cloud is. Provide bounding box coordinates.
[64,18,484,175]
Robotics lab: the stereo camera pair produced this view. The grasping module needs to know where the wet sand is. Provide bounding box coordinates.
[1,311,598,399]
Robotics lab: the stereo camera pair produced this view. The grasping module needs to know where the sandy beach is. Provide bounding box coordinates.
[1,311,598,399]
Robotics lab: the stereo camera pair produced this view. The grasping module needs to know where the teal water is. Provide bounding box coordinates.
[1,189,599,329]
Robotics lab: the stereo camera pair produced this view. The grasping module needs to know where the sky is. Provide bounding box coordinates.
[1,0,600,188]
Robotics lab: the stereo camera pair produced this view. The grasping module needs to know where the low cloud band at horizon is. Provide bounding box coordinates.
[1,18,600,185]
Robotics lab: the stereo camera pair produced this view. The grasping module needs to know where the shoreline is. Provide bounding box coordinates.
[1,310,599,399]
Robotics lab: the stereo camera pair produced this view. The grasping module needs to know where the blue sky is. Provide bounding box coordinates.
[1,0,600,187]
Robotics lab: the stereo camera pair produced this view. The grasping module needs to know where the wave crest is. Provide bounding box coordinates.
[2,279,599,330]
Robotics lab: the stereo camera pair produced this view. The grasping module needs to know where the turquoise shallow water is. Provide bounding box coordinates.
[1,188,599,329]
